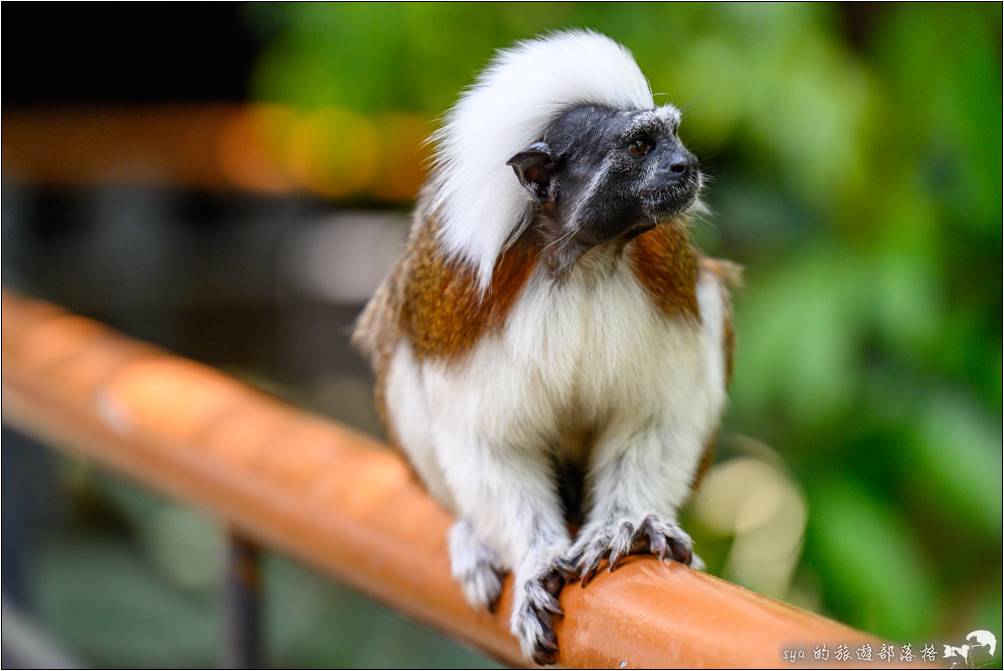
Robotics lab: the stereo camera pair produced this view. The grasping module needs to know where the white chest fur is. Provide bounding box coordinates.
[384,250,729,588]
[405,255,727,468]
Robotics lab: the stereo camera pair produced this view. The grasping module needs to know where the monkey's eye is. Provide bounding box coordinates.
[628,138,653,158]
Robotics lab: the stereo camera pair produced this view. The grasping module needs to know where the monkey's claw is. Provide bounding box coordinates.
[567,514,694,585]
[511,560,573,665]
[631,514,693,566]
[569,520,635,585]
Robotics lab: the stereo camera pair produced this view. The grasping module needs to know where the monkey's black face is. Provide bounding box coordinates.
[507,103,701,271]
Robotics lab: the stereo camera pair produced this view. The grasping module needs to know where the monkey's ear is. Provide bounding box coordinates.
[506,142,556,201]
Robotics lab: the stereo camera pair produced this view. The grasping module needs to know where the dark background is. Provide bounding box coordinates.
[4,4,260,105]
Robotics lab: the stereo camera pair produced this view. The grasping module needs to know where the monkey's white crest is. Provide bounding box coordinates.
[428,30,655,289]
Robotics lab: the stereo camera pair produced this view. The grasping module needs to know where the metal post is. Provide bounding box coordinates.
[223,532,263,669]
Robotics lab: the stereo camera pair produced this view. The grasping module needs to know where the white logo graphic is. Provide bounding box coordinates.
[967,630,997,656]
[943,630,997,668]
[943,644,970,666]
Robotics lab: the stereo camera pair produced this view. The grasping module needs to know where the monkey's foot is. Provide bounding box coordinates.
[448,520,506,612]
[511,559,574,665]
[567,513,694,585]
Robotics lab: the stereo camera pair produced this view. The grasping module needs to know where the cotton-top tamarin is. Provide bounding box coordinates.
[353,30,739,664]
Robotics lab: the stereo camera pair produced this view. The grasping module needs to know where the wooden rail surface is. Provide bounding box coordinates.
[1,290,887,668]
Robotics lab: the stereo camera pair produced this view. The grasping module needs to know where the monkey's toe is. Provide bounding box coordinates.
[568,520,635,584]
[512,562,571,665]
[568,514,695,585]
[630,514,693,566]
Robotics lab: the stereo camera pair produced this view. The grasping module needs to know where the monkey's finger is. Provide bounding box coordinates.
[531,641,558,666]
[607,544,629,572]
[544,572,562,597]
[532,632,559,667]
[540,625,558,652]
[630,514,663,558]
[530,617,559,664]
[580,560,600,586]
[629,535,649,554]
[530,586,563,616]
[607,521,635,572]
[542,597,563,617]
[667,537,693,566]
[564,548,585,571]
[532,649,557,666]
[527,576,564,617]
[649,529,668,561]
[554,557,576,580]
[575,548,603,585]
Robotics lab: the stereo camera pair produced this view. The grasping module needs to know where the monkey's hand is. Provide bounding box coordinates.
[567,513,694,585]
[511,557,575,665]
[449,520,506,612]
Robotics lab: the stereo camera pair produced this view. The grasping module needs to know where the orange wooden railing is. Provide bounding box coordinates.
[1,290,887,668]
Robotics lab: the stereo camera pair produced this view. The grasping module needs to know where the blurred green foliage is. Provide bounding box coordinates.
[244,1,1001,647]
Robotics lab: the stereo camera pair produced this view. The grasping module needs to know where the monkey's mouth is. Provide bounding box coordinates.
[640,174,702,219]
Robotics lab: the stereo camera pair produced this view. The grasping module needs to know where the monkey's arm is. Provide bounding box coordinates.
[569,267,733,578]
[567,421,702,580]
[432,423,572,665]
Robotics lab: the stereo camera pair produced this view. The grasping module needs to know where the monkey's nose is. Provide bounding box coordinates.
[667,149,698,179]
[669,160,689,175]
